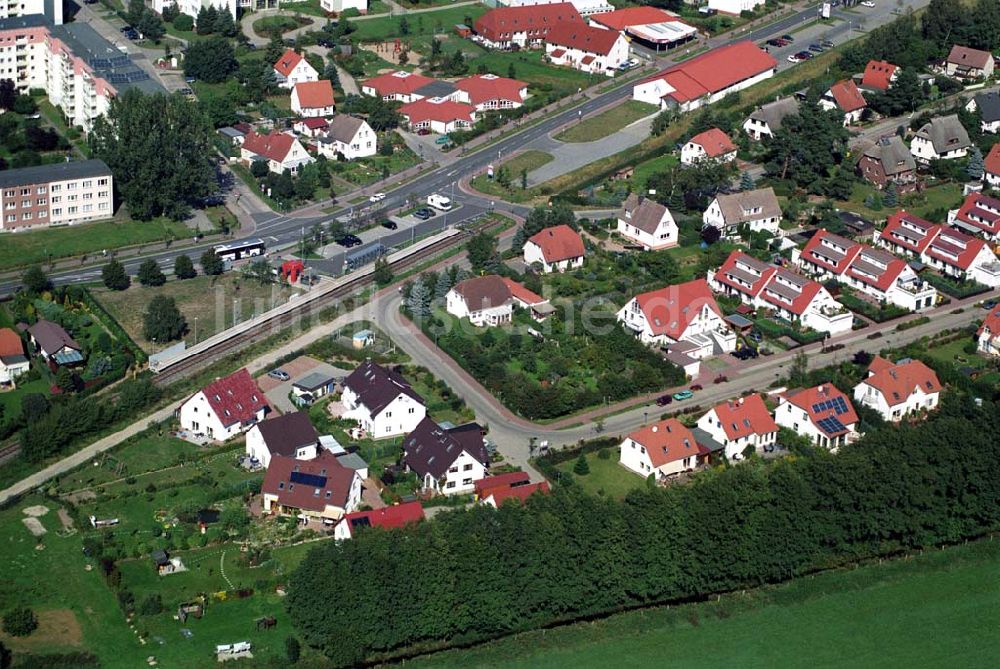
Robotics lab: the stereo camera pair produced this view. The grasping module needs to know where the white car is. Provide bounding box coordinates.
[427,193,452,211]
[369,192,386,203]
[787,54,801,63]
[861,1,874,6]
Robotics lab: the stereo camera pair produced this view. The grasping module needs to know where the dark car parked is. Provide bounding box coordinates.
[655,394,673,406]
[336,234,362,248]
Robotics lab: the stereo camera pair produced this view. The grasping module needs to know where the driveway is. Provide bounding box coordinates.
[258,355,348,413]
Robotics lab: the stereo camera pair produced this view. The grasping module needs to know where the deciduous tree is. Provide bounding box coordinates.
[101,260,131,291]
[174,254,197,279]
[143,295,187,342]
[137,258,166,287]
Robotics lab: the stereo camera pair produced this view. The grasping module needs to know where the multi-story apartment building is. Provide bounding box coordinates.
[0,160,114,230]
[152,0,237,21]
[0,15,161,132]
[0,0,60,24]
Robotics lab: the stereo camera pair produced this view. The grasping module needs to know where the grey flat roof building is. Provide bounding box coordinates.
[50,23,163,95]
[0,160,112,190]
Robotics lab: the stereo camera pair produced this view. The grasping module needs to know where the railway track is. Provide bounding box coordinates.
[151,219,490,387]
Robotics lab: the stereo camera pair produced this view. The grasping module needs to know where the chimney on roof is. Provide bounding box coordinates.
[818,385,825,394]
[738,397,744,405]
[651,425,658,432]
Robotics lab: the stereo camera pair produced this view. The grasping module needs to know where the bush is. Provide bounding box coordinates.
[3,607,38,637]
[138,594,163,616]
[173,13,194,32]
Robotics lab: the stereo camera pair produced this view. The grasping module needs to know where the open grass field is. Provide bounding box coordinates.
[469,150,552,201]
[839,180,965,221]
[467,49,595,93]
[252,14,313,37]
[408,537,1000,668]
[631,153,680,191]
[92,274,297,353]
[352,5,486,42]
[0,217,192,271]
[554,449,642,500]
[555,101,658,143]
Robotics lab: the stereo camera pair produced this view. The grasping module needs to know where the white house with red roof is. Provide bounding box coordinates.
[793,230,937,312]
[399,98,477,134]
[949,191,1000,242]
[293,117,329,138]
[523,224,585,272]
[985,144,1000,188]
[333,501,425,541]
[775,384,859,451]
[240,130,314,174]
[290,80,335,118]
[977,306,1000,356]
[616,278,736,357]
[853,357,941,422]
[473,3,585,49]
[360,70,453,103]
[708,250,853,335]
[617,192,678,250]
[446,275,552,326]
[544,23,629,75]
[455,74,528,111]
[179,368,270,441]
[680,128,737,165]
[696,394,778,461]
[819,80,867,125]
[619,418,711,480]
[273,49,318,89]
[860,60,899,92]
[873,210,938,258]
[633,41,776,112]
[478,477,550,507]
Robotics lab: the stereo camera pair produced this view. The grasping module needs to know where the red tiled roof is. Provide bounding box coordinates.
[862,358,942,407]
[242,131,296,163]
[293,80,334,109]
[632,278,723,340]
[274,49,305,77]
[501,277,546,306]
[924,226,989,272]
[297,117,329,130]
[977,305,1000,342]
[881,211,938,255]
[546,23,622,56]
[487,481,550,506]
[456,74,527,105]
[800,230,863,276]
[782,384,858,437]
[337,501,424,537]
[399,98,475,125]
[262,451,356,513]
[474,3,583,43]
[829,79,867,113]
[946,45,992,70]
[861,60,898,91]
[590,6,673,31]
[713,250,777,300]
[580,54,596,66]
[0,328,24,358]
[985,143,1000,176]
[641,41,777,105]
[710,394,778,441]
[627,418,707,469]
[199,368,269,428]
[475,472,530,497]
[687,127,736,157]
[363,70,437,97]
[845,247,910,293]
[954,192,1000,237]
[757,268,825,317]
[527,224,585,263]
[551,48,566,58]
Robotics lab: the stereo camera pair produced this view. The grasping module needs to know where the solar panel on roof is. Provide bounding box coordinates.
[350,517,372,529]
[816,417,846,434]
[289,471,327,488]
[830,396,848,415]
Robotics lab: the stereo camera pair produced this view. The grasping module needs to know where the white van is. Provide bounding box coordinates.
[427,193,452,211]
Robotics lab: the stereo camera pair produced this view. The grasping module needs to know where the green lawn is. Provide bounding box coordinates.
[469,150,553,202]
[555,101,658,143]
[554,450,642,500]
[632,153,680,192]
[328,133,422,186]
[352,6,487,42]
[0,375,50,420]
[467,49,595,93]
[838,180,965,221]
[252,15,313,37]
[56,434,207,493]
[408,538,1000,668]
[0,217,193,271]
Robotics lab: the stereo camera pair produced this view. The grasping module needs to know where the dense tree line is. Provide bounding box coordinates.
[288,396,1000,666]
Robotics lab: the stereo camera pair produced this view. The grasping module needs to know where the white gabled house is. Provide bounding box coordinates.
[853,357,941,422]
[316,114,377,161]
[680,128,737,165]
[523,224,585,273]
[619,418,711,481]
[977,306,1000,356]
[702,187,782,238]
[774,384,859,451]
[544,23,629,76]
[240,131,314,175]
[617,193,678,250]
[696,394,778,461]
[290,80,335,118]
[402,418,489,495]
[261,451,362,522]
[245,411,320,469]
[273,49,319,90]
[178,368,270,442]
[341,360,427,439]
[446,275,552,326]
[910,115,971,163]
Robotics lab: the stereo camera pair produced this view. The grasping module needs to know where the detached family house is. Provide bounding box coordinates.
[446,275,552,326]
[860,59,899,92]
[977,305,1000,356]
[454,74,528,111]
[333,501,425,540]
[680,128,737,165]
[619,418,711,480]
[273,49,319,89]
[775,384,859,451]
[245,411,320,469]
[261,451,362,522]
[523,224,585,273]
[986,144,1000,187]
[910,115,971,163]
[178,368,270,441]
[616,278,737,358]
[341,360,426,438]
[402,417,489,495]
[291,80,335,118]
[702,187,782,238]
[944,45,994,80]
[545,23,629,75]
[0,328,29,387]
[819,80,867,125]
[316,115,377,161]
[853,356,941,422]
[399,98,477,135]
[617,193,678,250]
[26,319,83,368]
[241,131,314,175]
[743,97,798,141]
[857,136,917,194]
[696,394,778,461]
[475,472,549,507]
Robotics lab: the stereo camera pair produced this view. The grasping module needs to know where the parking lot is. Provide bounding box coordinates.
[258,355,348,414]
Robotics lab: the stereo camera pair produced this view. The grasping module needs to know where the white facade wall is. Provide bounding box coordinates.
[774,400,856,451]
[616,299,733,353]
[0,358,29,385]
[634,67,773,112]
[276,60,318,90]
[291,91,335,118]
[179,391,264,441]
[910,135,968,162]
[263,473,361,520]
[680,142,736,165]
[341,388,426,438]
[321,0,368,13]
[240,138,314,174]
[922,244,1000,288]
[853,381,939,422]
[421,449,488,496]
[619,436,696,479]
[616,215,678,250]
[522,240,583,273]
[708,0,764,13]
[445,288,513,326]
[742,115,775,140]
[545,34,629,76]
[702,197,781,237]
[46,172,113,226]
[696,409,776,460]
[245,428,318,469]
